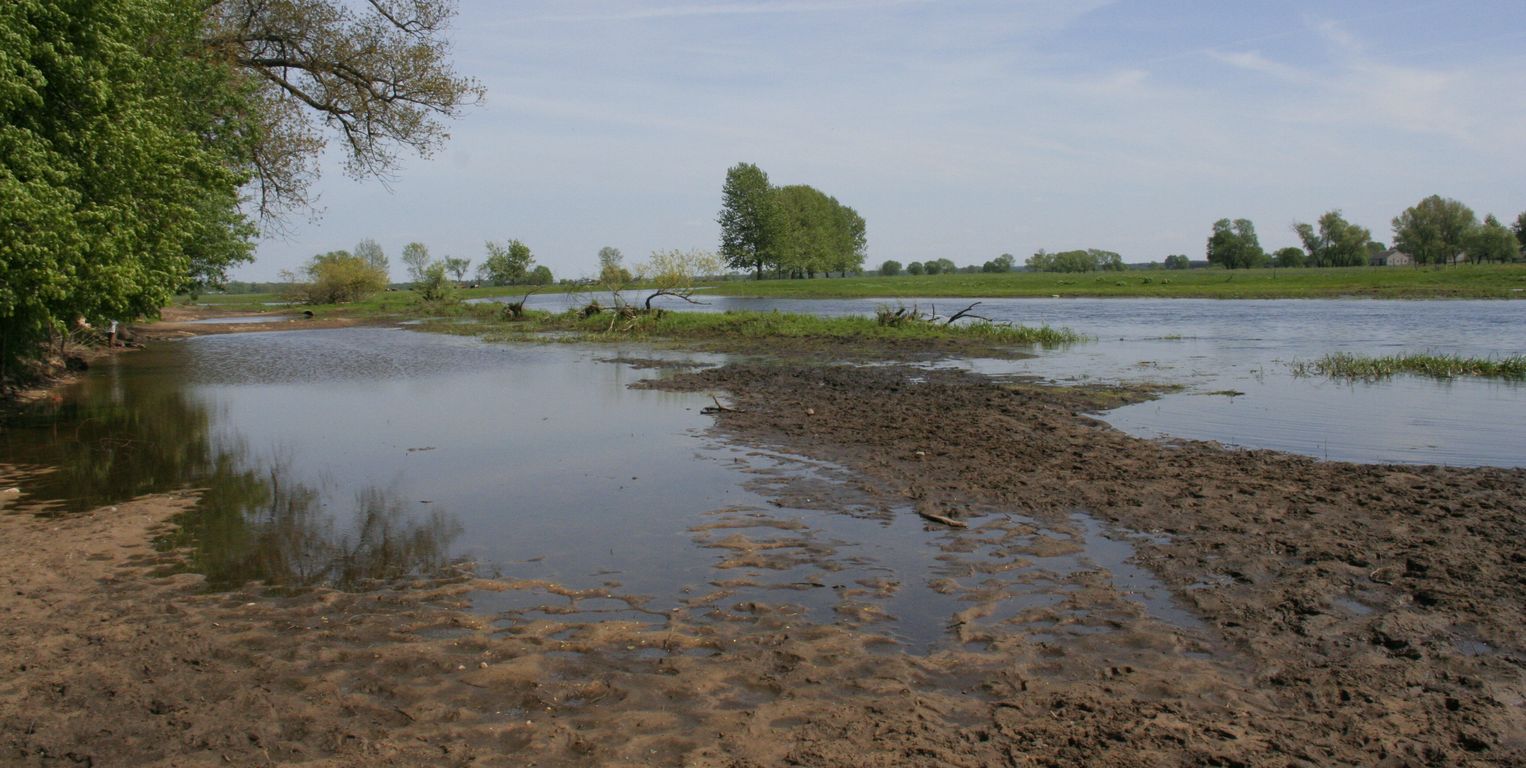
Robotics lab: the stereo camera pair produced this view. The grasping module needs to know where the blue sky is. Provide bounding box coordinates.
[237,0,1526,281]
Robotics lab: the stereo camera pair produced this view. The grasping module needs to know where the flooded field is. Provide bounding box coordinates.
[495,293,1526,466]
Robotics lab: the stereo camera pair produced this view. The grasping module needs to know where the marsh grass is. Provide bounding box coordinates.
[1292,353,1526,381]
[440,306,1085,348]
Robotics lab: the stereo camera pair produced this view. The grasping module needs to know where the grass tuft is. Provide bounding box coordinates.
[1291,352,1526,381]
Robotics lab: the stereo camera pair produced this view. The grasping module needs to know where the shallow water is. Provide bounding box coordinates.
[1,328,1190,652]
[492,293,1526,466]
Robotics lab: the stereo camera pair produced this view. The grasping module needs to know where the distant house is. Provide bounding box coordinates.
[1372,248,1413,267]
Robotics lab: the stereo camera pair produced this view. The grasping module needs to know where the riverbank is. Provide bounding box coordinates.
[2,326,1521,764]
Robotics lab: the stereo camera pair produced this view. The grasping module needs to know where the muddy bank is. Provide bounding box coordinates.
[2,358,1522,766]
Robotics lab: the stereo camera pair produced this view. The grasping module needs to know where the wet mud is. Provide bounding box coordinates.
[2,359,1522,766]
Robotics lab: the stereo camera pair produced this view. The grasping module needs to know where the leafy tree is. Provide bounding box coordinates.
[479,239,534,285]
[981,253,1016,273]
[1514,212,1526,256]
[1206,218,1266,269]
[443,257,471,285]
[416,262,452,302]
[1026,249,1124,273]
[527,265,554,285]
[353,238,389,278]
[1467,214,1519,263]
[906,261,925,276]
[1163,254,1191,270]
[1273,247,1307,268]
[773,185,838,278]
[289,250,388,304]
[1295,210,1371,267]
[597,246,632,285]
[717,162,778,280]
[1365,241,1387,264]
[1392,195,1476,266]
[880,260,903,276]
[401,242,432,283]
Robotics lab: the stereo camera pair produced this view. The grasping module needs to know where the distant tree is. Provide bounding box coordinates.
[444,257,471,285]
[637,249,722,310]
[288,250,389,304]
[1392,195,1476,266]
[981,253,1016,273]
[880,260,903,276]
[1365,241,1387,263]
[1513,212,1526,257]
[1272,247,1307,268]
[1295,210,1371,267]
[718,163,779,280]
[907,261,925,276]
[416,262,453,302]
[1206,218,1266,269]
[1026,249,1122,273]
[401,242,432,284]
[922,260,943,275]
[353,239,389,278]
[1467,215,1520,263]
[479,239,535,285]
[597,246,632,285]
[1163,254,1191,270]
[527,265,554,285]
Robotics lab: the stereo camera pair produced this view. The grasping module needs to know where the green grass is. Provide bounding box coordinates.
[699,264,1526,300]
[432,305,1086,349]
[1292,352,1526,381]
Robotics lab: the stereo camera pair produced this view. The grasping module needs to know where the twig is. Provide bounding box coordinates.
[916,508,968,528]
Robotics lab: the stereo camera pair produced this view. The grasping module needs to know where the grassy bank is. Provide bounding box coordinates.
[1292,352,1526,381]
[700,264,1526,300]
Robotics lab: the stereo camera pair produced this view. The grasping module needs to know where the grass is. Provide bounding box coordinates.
[1292,352,1526,381]
[699,264,1526,300]
[427,303,1086,349]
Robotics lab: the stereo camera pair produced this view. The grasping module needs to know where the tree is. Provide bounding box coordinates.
[717,163,778,280]
[1163,254,1191,270]
[353,238,389,278]
[1392,195,1476,266]
[1206,218,1266,269]
[204,0,485,217]
[907,261,925,276]
[401,242,432,283]
[1294,210,1371,267]
[597,246,632,285]
[1467,215,1519,263]
[1025,249,1123,273]
[479,239,534,285]
[981,253,1016,273]
[416,262,452,302]
[1514,212,1526,256]
[1273,247,1307,268]
[527,265,554,285]
[880,260,903,276]
[443,257,470,285]
[637,249,721,310]
[289,250,389,304]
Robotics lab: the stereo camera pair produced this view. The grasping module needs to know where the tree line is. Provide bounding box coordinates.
[1,0,479,381]
[718,163,867,279]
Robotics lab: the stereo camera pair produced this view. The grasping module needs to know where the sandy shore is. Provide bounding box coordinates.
[2,347,1521,765]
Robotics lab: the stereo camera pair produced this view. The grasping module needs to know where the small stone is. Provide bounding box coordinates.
[805,408,816,416]
[479,661,489,669]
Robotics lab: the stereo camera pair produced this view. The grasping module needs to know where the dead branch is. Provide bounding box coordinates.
[916,508,968,528]
[943,301,994,325]
[701,394,739,415]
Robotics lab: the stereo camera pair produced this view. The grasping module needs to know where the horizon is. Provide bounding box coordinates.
[236,0,1526,283]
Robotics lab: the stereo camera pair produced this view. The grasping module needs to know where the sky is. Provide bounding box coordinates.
[235,0,1526,282]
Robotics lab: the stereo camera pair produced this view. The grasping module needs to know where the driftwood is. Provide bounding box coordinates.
[700,394,738,415]
[916,508,968,528]
[943,301,995,325]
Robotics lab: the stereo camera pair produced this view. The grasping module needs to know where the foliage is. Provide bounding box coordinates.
[880,260,903,276]
[203,0,484,216]
[288,250,389,304]
[1163,254,1191,270]
[597,246,632,286]
[353,238,389,277]
[717,162,779,279]
[636,249,721,309]
[1206,218,1266,269]
[479,239,535,285]
[443,257,471,284]
[527,265,554,285]
[981,253,1016,273]
[415,261,453,302]
[1392,195,1476,266]
[1466,215,1519,263]
[1515,212,1526,256]
[401,242,432,283]
[1,0,256,378]
[1273,247,1307,268]
[1295,210,1371,268]
[1025,249,1124,273]
[921,258,958,275]
[906,261,925,276]
[1292,352,1525,382]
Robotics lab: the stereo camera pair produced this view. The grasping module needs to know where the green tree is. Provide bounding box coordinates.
[354,238,389,278]
[443,257,470,285]
[597,246,632,285]
[981,253,1016,273]
[1295,210,1371,267]
[717,162,778,280]
[416,262,453,302]
[527,265,554,285]
[1467,214,1519,263]
[880,260,903,276]
[1392,195,1476,266]
[479,239,534,285]
[637,249,721,310]
[1273,247,1307,268]
[906,261,925,275]
[289,250,389,304]
[1163,254,1191,270]
[1206,218,1266,269]
[1512,212,1526,258]
[401,242,432,284]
